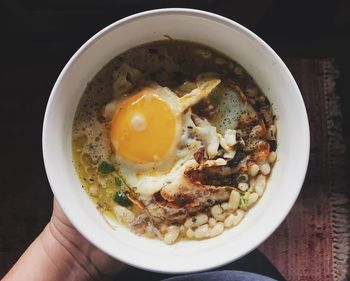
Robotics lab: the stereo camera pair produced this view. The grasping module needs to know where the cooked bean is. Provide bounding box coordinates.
[194,214,209,227]
[186,228,194,239]
[255,174,266,196]
[221,202,229,211]
[184,218,193,228]
[248,163,259,177]
[224,214,235,228]
[194,224,210,239]
[164,226,180,245]
[247,193,259,208]
[179,225,186,236]
[210,205,225,221]
[238,182,249,191]
[209,222,224,237]
[195,49,212,59]
[232,209,245,226]
[184,213,208,228]
[208,217,217,227]
[260,163,271,175]
[228,190,240,211]
[160,223,168,233]
[248,178,256,192]
[268,151,277,163]
[114,205,135,224]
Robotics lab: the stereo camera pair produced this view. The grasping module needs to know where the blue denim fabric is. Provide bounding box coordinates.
[162,270,278,281]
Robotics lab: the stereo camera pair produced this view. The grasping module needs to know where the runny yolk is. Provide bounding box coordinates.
[111,87,177,165]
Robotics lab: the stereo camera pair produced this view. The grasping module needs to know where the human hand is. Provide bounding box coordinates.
[3,199,127,281]
[47,199,128,280]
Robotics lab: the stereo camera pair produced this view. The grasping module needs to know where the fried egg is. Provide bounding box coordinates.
[109,79,221,198]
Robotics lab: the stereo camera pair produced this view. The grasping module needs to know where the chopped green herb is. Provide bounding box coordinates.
[237,173,248,183]
[114,191,132,207]
[98,161,115,174]
[207,198,215,206]
[114,176,123,187]
[240,191,250,208]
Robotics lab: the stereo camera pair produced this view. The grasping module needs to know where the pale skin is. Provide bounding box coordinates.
[3,200,127,281]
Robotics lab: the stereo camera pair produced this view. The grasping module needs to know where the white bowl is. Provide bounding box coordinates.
[42,8,309,274]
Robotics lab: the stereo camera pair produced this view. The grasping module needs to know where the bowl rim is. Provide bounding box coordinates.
[42,8,310,273]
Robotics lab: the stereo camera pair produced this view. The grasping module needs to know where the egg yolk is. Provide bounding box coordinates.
[111,87,178,165]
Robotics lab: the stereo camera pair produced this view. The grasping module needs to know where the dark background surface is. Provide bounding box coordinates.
[0,0,349,277]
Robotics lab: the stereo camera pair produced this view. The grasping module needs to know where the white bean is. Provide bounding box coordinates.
[228,190,240,211]
[114,206,135,224]
[248,164,260,177]
[224,214,235,228]
[247,193,259,208]
[221,202,229,211]
[184,218,193,228]
[210,204,222,217]
[248,178,256,192]
[164,226,180,245]
[268,151,277,163]
[255,174,266,196]
[195,49,212,59]
[184,213,208,228]
[209,222,224,237]
[194,214,209,227]
[194,224,210,239]
[160,223,167,233]
[210,205,225,221]
[232,209,245,226]
[186,228,194,239]
[260,163,271,175]
[208,217,217,227]
[179,225,186,236]
[238,182,249,191]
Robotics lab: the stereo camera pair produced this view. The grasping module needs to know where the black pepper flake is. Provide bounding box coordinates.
[264,98,271,106]
[126,72,132,82]
[192,217,197,223]
[268,140,277,151]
